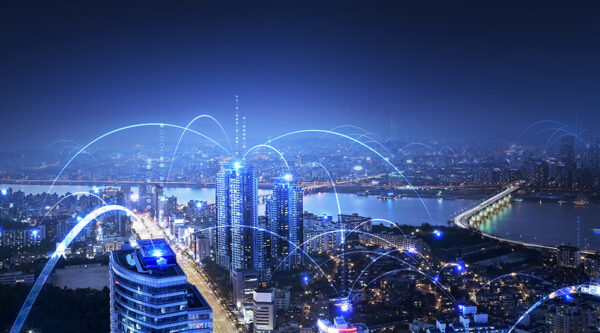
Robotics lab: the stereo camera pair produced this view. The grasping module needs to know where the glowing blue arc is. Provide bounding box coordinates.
[242,144,291,174]
[343,219,431,266]
[309,162,341,217]
[359,267,457,304]
[165,115,232,184]
[516,119,567,142]
[11,205,139,333]
[271,229,404,277]
[143,223,339,296]
[509,284,600,332]
[470,272,552,304]
[41,122,233,211]
[349,248,403,294]
[266,129,435,223]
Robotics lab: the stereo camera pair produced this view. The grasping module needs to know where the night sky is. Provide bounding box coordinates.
[2,1,600,150]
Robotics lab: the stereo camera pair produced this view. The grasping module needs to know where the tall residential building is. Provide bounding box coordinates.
[109,239,212,332]
[547,301,596,333]
[266,178,303,273]
[557,244,581,269]
[534,161,549,187]
[190,233,211,264]
[216,162,258,271]
[559,136,576,187]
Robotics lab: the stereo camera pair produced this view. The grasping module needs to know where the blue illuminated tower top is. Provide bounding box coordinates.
[137,239,177,270]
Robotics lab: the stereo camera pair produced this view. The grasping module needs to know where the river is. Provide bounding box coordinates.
[3,184,599,250]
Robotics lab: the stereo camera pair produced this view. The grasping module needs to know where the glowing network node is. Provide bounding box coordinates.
[76,216,82,221]
[284,173,293,181]
[353,165,363,171]
[407,247,416,254]
[233,161,242,169]
[1,189,7,196]
[433,230,442,238]
[434,276,440,282]
[303,275,309,284]
[339,299,351,312]
[152,250,163,257]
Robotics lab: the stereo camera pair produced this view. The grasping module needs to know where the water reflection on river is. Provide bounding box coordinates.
[3,184,599,250]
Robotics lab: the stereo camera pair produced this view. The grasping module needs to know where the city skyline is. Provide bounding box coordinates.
[3,2,600,333]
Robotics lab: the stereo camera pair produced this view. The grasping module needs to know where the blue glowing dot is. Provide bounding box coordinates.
[0,189,7,196]
[284,173,293,181]
[152,250,163,257]
[76,216,83,221]
[233,161,242,169]
[564,294,574,302]
[433,230,442,238]
[456,264,464,272]
[407,247,416,254]
[339,300,351,312]
[433,276,440,282]
[32,229,39,237]
[303,275,309,283]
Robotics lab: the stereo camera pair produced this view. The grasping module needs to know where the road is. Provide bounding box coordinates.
[132,216,238,333]
[451,183,571,252]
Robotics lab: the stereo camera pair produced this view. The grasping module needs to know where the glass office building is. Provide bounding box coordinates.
[109,239,212,332]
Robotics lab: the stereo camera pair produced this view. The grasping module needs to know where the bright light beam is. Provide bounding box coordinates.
[39,122,233,213]
[309,162,341,217]
[165,114,232,184]
[11,205,139,333]
[509,284,600,332]
[266,129,435,224]
[470,272,552,304]
[242,144,291,174]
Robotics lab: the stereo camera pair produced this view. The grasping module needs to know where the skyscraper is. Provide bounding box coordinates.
[109,239,213,332]
[559,135,575,187]
[534,161,549,187]
[215,162,258,271]
[266,177,303,272]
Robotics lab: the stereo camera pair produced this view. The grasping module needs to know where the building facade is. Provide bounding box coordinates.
[216,163,258,271]
[109,239,212,332]
[266,178,303,273]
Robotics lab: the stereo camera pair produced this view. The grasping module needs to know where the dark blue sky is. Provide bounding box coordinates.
[2,1,600,150]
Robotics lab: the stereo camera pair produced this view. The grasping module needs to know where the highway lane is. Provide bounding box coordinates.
[132,216,238,333]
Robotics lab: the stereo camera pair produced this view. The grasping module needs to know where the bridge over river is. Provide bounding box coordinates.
[452,182,560,251]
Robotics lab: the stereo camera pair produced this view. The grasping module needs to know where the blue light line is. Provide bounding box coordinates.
[11,205,139,333]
